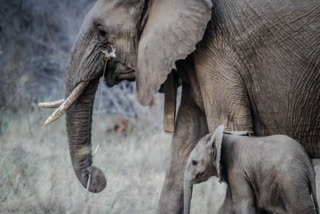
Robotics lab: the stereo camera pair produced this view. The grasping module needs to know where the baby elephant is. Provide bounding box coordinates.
[184,125,319,214]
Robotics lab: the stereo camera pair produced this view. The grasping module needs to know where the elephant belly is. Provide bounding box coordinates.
[231,4,320,157]
[220,0,320,157]
[195,0,320,157]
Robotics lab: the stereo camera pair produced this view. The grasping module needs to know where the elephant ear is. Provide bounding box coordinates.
[136,0,213,105]
[207,125,224,181]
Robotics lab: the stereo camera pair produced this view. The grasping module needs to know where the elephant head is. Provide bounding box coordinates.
[40,0,212,193]
[183,125,224,214]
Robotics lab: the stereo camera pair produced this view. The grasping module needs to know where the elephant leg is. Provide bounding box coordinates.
[217,186,234,214]
[284,197,316,214]
[229,180,256,214]
[283,185,317,214]
[157,85,208,214]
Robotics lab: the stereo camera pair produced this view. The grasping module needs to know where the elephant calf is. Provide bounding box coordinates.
[184,125,319,214]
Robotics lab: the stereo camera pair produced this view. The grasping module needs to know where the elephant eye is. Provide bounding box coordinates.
[192,160,198,166]
[97,26,108,40]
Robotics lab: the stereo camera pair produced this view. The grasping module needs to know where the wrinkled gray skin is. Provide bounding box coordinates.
[184,126,319,214]
[63,0,320,212]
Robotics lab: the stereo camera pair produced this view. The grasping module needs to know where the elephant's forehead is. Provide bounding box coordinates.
[192,141,207,156]
[90,1,136,29]
[94,0,138,18]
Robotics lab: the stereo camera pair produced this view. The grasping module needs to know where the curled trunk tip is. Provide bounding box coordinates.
[83,166,107,193]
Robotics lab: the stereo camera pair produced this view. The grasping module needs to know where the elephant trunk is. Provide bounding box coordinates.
[183,178,193,214]
[65,77,106,193]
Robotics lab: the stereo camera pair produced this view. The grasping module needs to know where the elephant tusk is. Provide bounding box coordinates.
[38,99,65,108]
[44,81,89,126]
[43,47,116,126]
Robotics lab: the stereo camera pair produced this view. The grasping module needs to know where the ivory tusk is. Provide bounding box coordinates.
[44,81,89,126]
[38,99,65,108]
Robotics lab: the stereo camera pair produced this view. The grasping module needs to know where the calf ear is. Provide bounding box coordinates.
[206,125,224,180]
[136,0,213,105]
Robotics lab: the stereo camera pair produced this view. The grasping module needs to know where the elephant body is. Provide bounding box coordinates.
[163,1,320,210]
[184,126,319,214]
[41,0,320,212]
[188,0,320,156]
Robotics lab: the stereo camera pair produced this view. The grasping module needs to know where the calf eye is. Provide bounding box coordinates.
[192,160,197,166]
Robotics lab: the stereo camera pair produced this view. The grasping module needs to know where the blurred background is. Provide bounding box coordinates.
[0,0,226,213]
[0,0,144,120]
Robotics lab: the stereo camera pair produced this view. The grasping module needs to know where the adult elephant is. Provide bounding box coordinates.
[41,0,320,213]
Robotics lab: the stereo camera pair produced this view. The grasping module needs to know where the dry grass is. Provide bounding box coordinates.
[0,108,227,214]
[2,109,320,214]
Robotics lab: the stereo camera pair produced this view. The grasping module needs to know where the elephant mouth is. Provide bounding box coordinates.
[39,56,136,125]
[195,172,209,183]
[104,58,136,87]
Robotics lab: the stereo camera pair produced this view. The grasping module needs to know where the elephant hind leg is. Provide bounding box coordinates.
[283,186,317,214]
[285,201,316,214]
[157,85,208,214]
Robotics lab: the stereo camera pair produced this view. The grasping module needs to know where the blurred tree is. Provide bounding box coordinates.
[0,0,94,112]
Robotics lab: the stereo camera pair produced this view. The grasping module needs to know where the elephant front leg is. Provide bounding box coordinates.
[230,179,256,214]
[158,85,208,214]
[217,186,233,214]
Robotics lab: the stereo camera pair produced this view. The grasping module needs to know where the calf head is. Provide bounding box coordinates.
[183,125,224,214]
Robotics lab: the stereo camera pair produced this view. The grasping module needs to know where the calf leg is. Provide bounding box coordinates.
[217,186,234,214]
[284,187,317,214]
[229,179,256,214]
